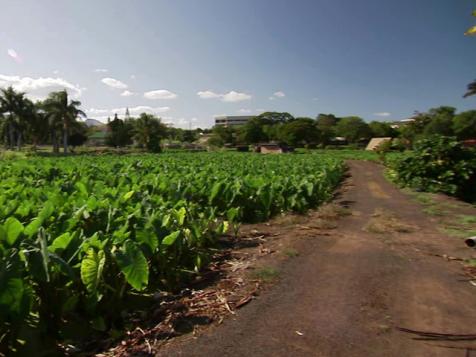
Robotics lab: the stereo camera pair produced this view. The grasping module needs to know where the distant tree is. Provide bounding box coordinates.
[453,110,476,139]
[316,113,339,145]
[279,117,319,147]
[256,112,294,123]
[133,113,167,152]
[212,125,235,146]
[43,90,85,154]
[68,122,89,149]
[423,106,456,136]
[182,130,197,143]
[238,117,268,144]
[24,100,48,150]
[369,121,397,138]
[335,116,371,143]
[464,80,476,98]
[106,114,133,147]
[0,86,30,150]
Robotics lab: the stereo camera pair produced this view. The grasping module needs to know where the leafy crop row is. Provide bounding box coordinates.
[0,152,344,353]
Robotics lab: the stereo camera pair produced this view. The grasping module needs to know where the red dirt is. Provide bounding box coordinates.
[155,160,476,357]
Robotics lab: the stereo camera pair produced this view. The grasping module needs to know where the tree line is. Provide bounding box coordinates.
[0,87,87,153]
[2,86,475,152]
[209,108,476,148]
[0,86,201,153]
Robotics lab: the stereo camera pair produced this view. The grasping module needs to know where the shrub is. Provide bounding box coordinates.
[387,136,476,201]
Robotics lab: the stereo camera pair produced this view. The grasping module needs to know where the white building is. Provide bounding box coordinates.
[214,115,252,127]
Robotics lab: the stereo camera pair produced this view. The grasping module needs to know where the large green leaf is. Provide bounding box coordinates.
[24,217,42,238]
[0,278,30,318]
[49,232,73,253]
[162,231,180,246]
[209,182,223,204]
[80,249,106,295]
[114,241,149,291]
[4,217,24,246]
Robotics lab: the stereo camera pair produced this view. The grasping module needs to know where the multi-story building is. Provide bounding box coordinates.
[214,115,252,127]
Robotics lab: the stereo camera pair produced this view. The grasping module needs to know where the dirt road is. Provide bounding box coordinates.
[158,160,476,357]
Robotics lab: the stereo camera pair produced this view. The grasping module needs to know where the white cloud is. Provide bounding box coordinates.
[53,70,60,75]
[85,106,171,121]
[7,49,21,63]
[238,108,252,113]
[94,68,109,73]
[273,91,286,98]
[113,105,170,115]
[373,112,391,117]
[0,74,83,99]
[197,90,252,102]
[268,96,275,101]
[144,89,178,100]
[87,108,111,116]
[312,97,319,101]
[101,77,128,89]
[130,74,136,79]
[120,90,135,97]
[221,91,252,102]
[197,90,222,99]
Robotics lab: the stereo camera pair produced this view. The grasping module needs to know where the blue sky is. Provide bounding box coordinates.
[1,0,475,128]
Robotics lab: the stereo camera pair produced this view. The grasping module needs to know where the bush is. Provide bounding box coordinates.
[387,136,476,201]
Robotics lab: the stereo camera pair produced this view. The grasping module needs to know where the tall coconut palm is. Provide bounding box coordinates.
[25,100,48,150]
[464,80,476,98]
[0,86,29,150]
[43,90,85,154]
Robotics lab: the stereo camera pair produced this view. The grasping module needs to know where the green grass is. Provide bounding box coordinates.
[283,248,299,258]
[439,227,476,238]
[422,205,448,216]
[457,215,476,225]
[251,266,280,282]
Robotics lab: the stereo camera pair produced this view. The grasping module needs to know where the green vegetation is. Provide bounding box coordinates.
[251,266,280,282]
[0,152,344,353]
[283,248,300,258]
[387,136,476,201]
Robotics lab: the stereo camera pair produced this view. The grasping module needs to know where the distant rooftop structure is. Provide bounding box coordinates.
[366,137,392,151]
[390,118,415,129]
[214,115,252,127]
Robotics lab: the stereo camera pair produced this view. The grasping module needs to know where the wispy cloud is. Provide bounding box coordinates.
[120,90,135,97]
[373,112,391,117]
[7,49,22,63]
[0,74,83,99]
[101,77,128,89]
[85,105,171,121]
[94,68,109,73]
[222,91,252,102]
[238,108,252,113]
[144,89,178,100]
[273,91,286,98]
[197,90,222,99]
[197,90,252,102]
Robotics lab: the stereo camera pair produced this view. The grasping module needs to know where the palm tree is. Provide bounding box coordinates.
[25,100,48,151]
[0,86,29,150]
[43,90,85,154]
[464,80,476,98]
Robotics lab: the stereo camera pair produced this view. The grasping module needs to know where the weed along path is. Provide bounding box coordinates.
[152,160,476,357]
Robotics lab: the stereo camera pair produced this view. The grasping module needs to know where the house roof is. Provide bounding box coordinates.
[88,131,108,139]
